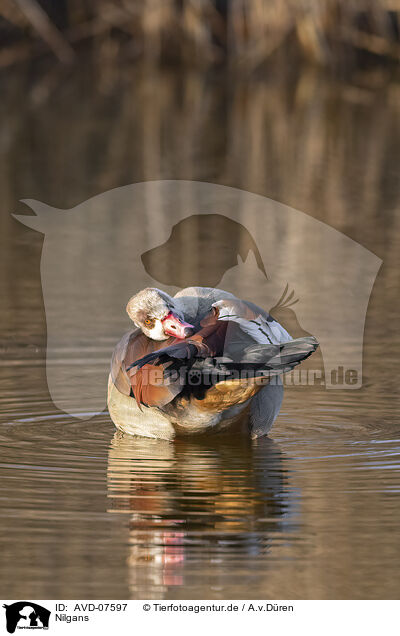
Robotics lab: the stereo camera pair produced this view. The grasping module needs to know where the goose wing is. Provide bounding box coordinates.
[127,302,318,408]
[211,298,292,347]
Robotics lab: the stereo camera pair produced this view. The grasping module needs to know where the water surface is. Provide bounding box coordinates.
[0,61,399,599]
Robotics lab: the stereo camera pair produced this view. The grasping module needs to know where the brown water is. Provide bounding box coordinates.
[0,61,399,599]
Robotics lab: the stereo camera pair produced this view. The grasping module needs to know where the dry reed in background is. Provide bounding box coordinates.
[1,0,400,69]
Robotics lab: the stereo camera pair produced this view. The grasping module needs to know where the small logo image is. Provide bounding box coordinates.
[3,603,51,634]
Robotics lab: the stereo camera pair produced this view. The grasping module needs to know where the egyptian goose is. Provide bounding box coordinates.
[107,287,318,440]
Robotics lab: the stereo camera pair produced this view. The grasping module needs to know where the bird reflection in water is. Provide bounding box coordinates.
[107,431,295,598]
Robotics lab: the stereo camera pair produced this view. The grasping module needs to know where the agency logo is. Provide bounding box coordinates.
[13,181,382,416]
[3,603,50,634]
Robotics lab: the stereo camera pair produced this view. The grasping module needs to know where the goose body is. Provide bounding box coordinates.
[108,287,318,440]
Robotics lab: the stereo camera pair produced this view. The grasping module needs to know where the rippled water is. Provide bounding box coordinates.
[0,62,399,599]
[1,366,399,599]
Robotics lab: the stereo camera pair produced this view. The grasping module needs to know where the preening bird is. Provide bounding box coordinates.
[108,287,319,440]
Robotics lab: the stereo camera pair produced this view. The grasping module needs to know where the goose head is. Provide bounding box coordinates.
[126,288,193,341]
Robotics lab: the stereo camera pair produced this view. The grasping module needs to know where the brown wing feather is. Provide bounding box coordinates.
[128,362,181,408]
[111,330,181,407]
[123,316,231,407]
[110,329,140,396]
[191,318,229,356]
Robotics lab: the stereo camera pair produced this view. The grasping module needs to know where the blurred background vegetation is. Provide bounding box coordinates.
[1,0,399,359]
[1,2,400,601]
[1,0,400,70]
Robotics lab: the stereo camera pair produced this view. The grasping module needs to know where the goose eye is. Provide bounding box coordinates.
[144,318,152,326]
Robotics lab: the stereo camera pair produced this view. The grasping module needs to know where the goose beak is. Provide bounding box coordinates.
[162,312,194,339]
